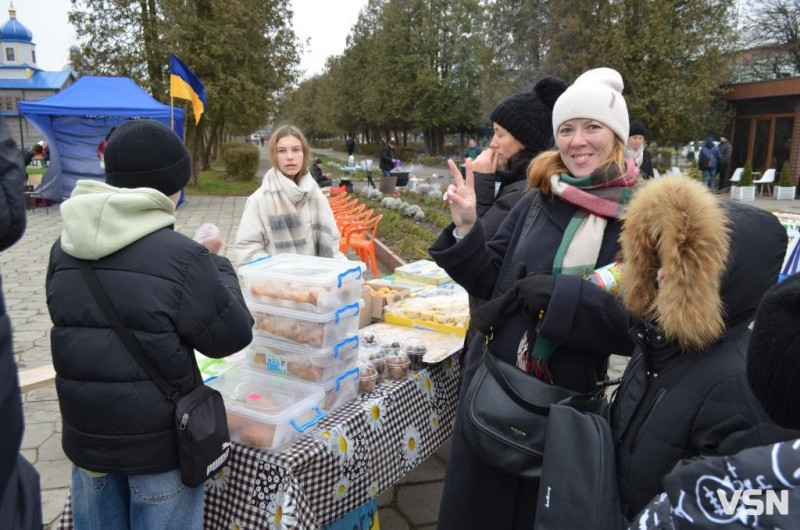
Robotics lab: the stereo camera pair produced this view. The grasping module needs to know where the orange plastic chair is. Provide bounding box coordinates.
[328,192,349,206]
[331,198,359,215]
[341,214,383,278]
[337,208,374,234]
[334,202,365,223]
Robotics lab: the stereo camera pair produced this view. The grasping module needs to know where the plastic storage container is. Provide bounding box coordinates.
[249,300,364,348]
[246,335,359,383]
[318,367,360,413]
[207,368,326,452]
[241,254,366,313]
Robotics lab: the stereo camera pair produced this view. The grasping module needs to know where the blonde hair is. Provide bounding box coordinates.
[268,125,311,179]
[527,139,627,196]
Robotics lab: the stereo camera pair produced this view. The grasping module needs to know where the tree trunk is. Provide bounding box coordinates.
[139,0,164,99]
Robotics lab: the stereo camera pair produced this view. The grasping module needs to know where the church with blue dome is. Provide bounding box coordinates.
[0,3,73,148]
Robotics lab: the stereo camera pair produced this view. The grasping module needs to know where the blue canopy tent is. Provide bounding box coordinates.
[19,76,184,201]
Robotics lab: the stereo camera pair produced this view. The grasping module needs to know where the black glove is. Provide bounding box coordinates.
[513,273,555,318]
[471,273,556,334]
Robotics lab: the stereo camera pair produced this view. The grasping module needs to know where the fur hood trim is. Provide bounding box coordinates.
[620,176,730,351]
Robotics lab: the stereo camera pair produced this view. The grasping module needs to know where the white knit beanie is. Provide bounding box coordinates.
[551,67,629,144]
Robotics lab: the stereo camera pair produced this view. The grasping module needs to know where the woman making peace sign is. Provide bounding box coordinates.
[429,68,638,529]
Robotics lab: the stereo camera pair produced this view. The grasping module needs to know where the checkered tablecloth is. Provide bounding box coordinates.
[57,355,460,530]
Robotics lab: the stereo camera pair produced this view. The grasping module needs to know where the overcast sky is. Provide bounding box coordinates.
[10,0,367,78]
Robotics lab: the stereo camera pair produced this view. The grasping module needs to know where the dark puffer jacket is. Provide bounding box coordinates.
[0,119,27,500]
[611,177,788,519]
[630,438,800,529]
[47,182,254,475]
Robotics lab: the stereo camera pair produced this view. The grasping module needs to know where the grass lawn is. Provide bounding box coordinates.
[184,165,260,196]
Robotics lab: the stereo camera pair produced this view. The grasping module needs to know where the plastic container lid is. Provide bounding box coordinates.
[247,299,364,323]
[209,368,326,430]
[250,334,360,361]
[240,254,366,289]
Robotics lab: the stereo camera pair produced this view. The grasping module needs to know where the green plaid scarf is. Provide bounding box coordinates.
[519,159,638,382]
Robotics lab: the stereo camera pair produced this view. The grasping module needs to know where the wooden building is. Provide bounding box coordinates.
[726,78,800,184]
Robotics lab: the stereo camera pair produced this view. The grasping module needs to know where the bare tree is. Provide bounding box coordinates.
[738,0,800,79]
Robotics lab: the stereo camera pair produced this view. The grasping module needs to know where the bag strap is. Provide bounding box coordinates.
[77,260,180,403]
[500,190,544,291]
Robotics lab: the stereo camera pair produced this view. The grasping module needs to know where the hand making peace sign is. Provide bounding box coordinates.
[443,158,478,237]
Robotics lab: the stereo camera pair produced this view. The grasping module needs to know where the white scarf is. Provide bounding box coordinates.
[260,167,339,257]
[626,145,644,167]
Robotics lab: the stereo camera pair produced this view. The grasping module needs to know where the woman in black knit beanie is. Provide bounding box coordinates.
[471,77,567,239]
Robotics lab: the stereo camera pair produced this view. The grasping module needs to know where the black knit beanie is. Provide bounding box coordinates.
[490,77,567,153]
[105,119,191,197]
[629,121,647,137]
[747,273,800,430]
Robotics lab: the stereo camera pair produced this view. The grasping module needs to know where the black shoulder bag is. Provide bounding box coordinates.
[78,260,231,487]
[460,191,608,479]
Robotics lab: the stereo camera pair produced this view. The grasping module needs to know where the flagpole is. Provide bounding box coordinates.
[170,96,174,131]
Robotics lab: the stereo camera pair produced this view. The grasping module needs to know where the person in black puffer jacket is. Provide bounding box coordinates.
[0,118,42,529]
[46,119,254,530]
[629,273,800,530]
[611,176,787,521]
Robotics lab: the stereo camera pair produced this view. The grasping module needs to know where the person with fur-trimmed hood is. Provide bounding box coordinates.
[610,175,788,521]
[628,273,800,530]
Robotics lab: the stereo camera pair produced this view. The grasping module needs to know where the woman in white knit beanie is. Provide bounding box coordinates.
[429,67,638,529]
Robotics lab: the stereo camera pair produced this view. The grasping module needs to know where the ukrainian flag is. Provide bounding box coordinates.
[170,54,207,124]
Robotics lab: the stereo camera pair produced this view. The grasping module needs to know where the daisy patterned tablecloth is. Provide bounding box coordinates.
[57,354,461,530]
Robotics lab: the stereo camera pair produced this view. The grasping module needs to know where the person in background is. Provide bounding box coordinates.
[310,157,333,188]
[459,77,567,353]
[471,77,567,240]
[42,142,49,168]
[626,120,653,179]
[46,119,254,530]
[716,133,732,190]
[379,138,397,178]
[346,136,356,157]
[96,127,116,170]
[464,137,482,160]
[429,67,637,529]
[21,143,42,168]
[611,175,787,521]
[698,137,720,190]
[234,124,344,266]
[0,119,42,530]
[629,273,800,529]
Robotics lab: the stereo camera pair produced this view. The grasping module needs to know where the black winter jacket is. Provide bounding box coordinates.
[630,437,800,529]
[611,181,788,520]
[429,190,635,529]
[473,171,528,241]
[47,191,254,475]
[639,149,654,179]
[379,143,395,172]
[0,119,27,500]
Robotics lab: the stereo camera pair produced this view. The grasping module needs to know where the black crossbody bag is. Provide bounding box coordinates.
[78,260,231,487]
[460,192,608,479]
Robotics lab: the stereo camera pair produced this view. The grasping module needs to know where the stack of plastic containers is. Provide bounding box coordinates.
[208,254,366,452]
